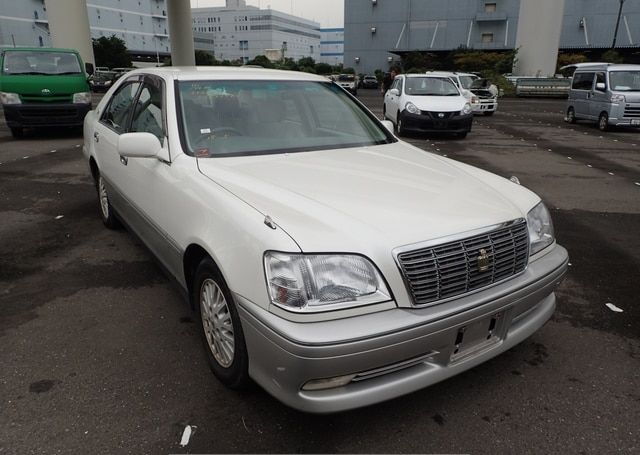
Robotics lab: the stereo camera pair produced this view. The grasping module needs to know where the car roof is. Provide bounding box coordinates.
[131,66,330,82]
[1,46,79,53]
[574,63,640,72]
[403,73,456,79]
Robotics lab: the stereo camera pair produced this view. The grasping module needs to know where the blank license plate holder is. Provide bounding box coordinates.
[450,312,504,362]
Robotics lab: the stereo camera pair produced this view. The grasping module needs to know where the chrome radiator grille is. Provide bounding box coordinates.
[396,220,529,306]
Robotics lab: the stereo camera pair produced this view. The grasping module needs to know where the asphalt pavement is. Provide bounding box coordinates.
[1,90,639,454]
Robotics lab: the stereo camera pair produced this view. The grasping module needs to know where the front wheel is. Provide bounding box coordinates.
[598,112,609,132]
[194,258,249,390]
[396,112,406,136]
[566,107,576,124]
[483,111,495,117]
[457,132,468,139]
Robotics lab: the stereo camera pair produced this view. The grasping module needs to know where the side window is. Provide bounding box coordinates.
[572,72,595,91]
[101,81,141,133]
[398,78,404,94]
[130,79,165,144]
[595,72,607,92]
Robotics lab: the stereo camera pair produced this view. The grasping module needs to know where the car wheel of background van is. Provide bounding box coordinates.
[483,111,495,117]
[567,107,576,124]
[96,173,120,229]
[194,258,249,390]
[598,112,609,132]
[10,127,23,138]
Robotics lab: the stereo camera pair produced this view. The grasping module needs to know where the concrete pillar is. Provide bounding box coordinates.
[45,0,95,68]
[167,0,195,66]
[513,0,565,77]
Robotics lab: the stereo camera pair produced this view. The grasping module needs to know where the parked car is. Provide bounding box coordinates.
[383,73,473,137]
[0,47,92,137]
[566,63,640,131]
[431,71,499,116]
[360,74,379,89]
[83,67,568,413]
[89,71,117,92]
[336,74,358,95]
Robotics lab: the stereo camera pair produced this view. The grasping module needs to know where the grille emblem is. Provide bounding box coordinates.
[438,112,445,118]
[41,88,51,94]
[477,249,491,272]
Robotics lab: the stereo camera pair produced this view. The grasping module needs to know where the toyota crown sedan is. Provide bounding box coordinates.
[83,67,568,413]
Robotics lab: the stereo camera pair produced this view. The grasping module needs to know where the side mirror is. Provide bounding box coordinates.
[85,62,94,75]
[595,82,606,91]
[381,120,395,135]
[118,132,162,159]
[390,88,400,96]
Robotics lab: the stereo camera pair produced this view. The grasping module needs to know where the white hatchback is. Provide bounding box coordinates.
[383,74,473,137]
[83,67,567,413]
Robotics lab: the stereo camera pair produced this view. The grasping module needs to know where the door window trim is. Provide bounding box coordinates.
[99,75,143,134]
[130,74,168,146]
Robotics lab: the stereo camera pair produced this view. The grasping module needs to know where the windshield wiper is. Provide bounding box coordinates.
[55,71,82,75]
[7,71,49,75]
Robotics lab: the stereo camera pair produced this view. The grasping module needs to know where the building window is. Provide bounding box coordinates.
[484,3,497,12]
[38,36,44,47]
[482,33,494,43]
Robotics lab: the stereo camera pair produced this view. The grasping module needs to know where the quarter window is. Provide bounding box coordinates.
[101,81,142,133]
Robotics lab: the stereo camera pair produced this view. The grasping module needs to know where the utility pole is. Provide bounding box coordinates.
[612,0,626,48]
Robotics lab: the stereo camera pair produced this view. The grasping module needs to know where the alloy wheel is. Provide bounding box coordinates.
[200,278,235,368]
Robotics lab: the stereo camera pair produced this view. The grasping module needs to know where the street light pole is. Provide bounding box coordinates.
[612,0,626,49]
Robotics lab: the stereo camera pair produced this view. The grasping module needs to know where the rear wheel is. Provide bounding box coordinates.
[566,107,576,124]
[598,112,609,132]
[10,127,23,138]
[96,173,120,229]
[194,258,249,390]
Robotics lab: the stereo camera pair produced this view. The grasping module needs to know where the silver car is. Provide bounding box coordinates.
[566,63,640,131]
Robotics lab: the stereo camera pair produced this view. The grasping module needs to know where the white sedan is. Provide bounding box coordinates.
[83,67,568,413]
[383,74,473,137]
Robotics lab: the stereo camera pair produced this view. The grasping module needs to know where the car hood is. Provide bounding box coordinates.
[197,142,540,254]
[405,95,467,112]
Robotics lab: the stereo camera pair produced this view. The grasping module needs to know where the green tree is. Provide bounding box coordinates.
[342,66,355,74]
[298,56,316,68]
[602,49,624,64]
[92,35,132,69]
[314,62,333,75]
[195,50,217,66]
[247,55,274,68]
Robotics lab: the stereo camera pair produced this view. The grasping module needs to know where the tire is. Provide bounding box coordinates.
[10,127,23,138]
[598,112,609,132]
[457,132,468,139]
[483,111,495,117]
[396,112,405,137]
[96,173,120,229]
[566,107,576,124]
[194,258,249,390]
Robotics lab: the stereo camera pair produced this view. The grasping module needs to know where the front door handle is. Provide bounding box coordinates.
[120,155,128,166]
[93,131,99,142]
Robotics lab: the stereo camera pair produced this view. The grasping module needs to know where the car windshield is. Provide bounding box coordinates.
[2,51,82,75]
[609,71,640,91]
[459,75,478,89]
[338,75,355,82]
[177,80,392,157]
[404,77,460,96]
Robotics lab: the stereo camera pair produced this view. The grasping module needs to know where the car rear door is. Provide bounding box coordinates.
[571,72,595,119]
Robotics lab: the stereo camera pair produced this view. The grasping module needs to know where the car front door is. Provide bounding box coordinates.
[385,77,401,122]
[590,72,609,119]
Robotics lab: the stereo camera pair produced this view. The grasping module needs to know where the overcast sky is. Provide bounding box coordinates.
[190,0,344,27]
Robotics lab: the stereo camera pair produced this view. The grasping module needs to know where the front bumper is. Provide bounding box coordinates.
[236,244,568,413]
[3,103,91,128]
[473,99,498,114]
[402,110,473,134]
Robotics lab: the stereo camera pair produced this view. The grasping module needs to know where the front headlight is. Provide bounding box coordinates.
[405,101,420,115]
[611,94,625,103]
[527,202,555,256]
[73,92,91,104]
[104,80,112,86]
[0,92,21,105]
[471,96,479,104]
[264,252,391,312]
[462,103,472,115]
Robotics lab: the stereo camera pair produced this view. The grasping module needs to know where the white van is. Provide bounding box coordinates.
[566,63,640,131]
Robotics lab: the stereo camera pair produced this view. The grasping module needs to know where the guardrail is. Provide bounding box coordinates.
[515,78,571,98]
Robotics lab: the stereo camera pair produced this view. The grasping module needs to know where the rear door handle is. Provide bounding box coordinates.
[93,131,99,142]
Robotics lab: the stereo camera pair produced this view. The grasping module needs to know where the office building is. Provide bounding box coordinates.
[191,0,320,63]
[345,0,640,75]
[0,0,170,63]
[319,28,344,66]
